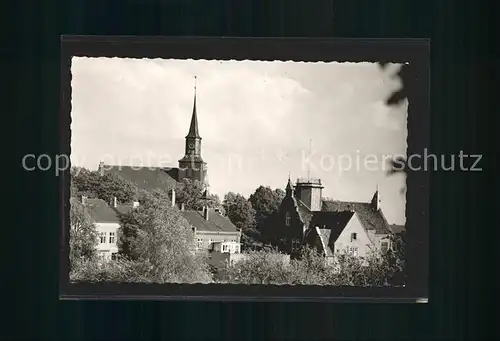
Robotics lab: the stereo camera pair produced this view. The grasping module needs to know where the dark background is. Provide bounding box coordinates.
[10,0,492,339]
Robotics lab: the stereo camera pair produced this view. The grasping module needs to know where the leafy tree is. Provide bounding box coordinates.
[117,191,212,283]
[222,192,256,230]
[69,197,98,265]
[175,179,221,211]
[71,167,137,204]
[249,186,285,230]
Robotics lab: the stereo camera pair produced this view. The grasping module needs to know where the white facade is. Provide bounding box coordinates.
[333,214,374,258]
[96,222,119,260]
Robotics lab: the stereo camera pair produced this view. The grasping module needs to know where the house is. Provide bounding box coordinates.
[266,176,394,260]
[80,196,138,261]
[80,196,120,261]
[177,196,243,269]
[97,77,208,192]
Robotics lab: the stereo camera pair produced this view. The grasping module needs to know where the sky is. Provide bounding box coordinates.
[70,57,408,225]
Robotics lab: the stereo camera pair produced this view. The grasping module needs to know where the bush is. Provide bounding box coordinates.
[218,246,404,287]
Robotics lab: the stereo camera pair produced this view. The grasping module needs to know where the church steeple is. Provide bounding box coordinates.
[285,173,294,197]
[186,76,200,139]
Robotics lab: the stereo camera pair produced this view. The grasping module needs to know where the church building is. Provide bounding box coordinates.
[265,176,395,260]
[98,77,208,193]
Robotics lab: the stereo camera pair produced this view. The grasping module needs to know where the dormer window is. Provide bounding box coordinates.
[285,212,291,226]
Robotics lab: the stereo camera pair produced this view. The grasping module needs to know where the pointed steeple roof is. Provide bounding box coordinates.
[186,76,201,139]
[285,173,294,197]
[370,184,380,211]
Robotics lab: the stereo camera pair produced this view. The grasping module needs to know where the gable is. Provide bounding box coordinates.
[335,213,374,247]
[101,164,178,193]
[322,200,391,235]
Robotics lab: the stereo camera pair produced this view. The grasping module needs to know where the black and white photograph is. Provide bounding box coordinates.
[68,57,408,285]
[59,37,429,300]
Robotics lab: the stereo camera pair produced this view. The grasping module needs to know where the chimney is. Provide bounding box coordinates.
[180,203,185,211]
[98,161,104,176]
[203,206,209,220]
[113,196,117,208]
[81,195,87,205]
[171,188,176,207]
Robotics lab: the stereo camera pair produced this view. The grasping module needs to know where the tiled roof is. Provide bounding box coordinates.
[316,228,333,257]
[181,209,239,233]
[310,211,355,256]
[84,198,120,223]
[389,224,405,234]
[113,203,135,215]
[322,200,391,235]
[100,164,178,193]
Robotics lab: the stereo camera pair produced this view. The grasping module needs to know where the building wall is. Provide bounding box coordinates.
[296,186,322,211]
[269,196,306,254]
[333,214,374,258]
[96,222,119,260]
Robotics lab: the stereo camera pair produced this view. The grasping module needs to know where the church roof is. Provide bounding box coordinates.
[99,164,178,193]
[84,198,120,223]
[181,209,239,233]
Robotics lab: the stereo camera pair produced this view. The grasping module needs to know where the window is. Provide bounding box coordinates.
[350,233,357,242]
[285,212,291,226]
[222,244,228,252]
[99,232,106,243]
[292,239,301,252]
[348,246,359,256]
[109,232,115,244]
[197,238,203,249]
[381,242,389,253]
[111,253,117,260]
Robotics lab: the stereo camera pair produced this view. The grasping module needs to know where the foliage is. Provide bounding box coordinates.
[175,178,221,211]
[69,256,154,283]
[248,186,285,230]
[219,246,405,287]
[117,191,212,283]
[69,197,98,265]
[222,192,256,231]
[71,167,137,204]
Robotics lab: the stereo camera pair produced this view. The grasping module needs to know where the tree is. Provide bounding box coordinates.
[248,186,285,230]
[69,197,98,265]
[117,191,212,283]
[222,192,256,230]
[175,179,221,211]
[70,167,137,204]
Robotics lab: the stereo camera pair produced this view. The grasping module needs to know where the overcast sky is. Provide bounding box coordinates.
[71,57,408,225]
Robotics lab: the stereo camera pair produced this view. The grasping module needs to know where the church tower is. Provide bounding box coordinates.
[178,76,207,186]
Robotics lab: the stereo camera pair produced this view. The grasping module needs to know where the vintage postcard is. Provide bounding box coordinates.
[59,37,429,301]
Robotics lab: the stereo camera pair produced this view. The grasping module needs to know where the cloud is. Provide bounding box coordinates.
[70,57,408,224]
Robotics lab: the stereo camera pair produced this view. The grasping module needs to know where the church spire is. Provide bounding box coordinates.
[285,173,294,197]
[186,76,200,138]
